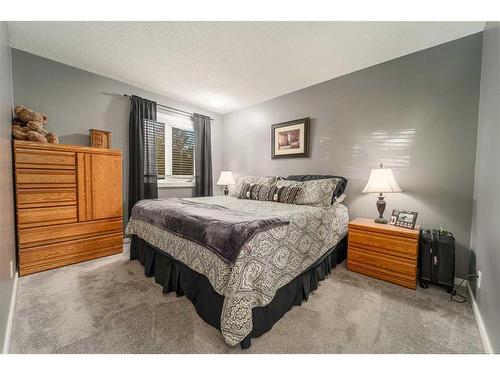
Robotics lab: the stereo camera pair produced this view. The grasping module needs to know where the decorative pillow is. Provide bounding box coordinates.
[231,176,277,199]
[266,185,302,204]
[276,178,342,207]
[237,183,253,199]
[238,182,277,201]
[286,175,348,199]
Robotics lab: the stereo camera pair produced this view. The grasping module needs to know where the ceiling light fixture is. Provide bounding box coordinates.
[209,96,225,108]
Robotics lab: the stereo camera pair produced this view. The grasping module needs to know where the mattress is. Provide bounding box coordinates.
[126,196,349,346]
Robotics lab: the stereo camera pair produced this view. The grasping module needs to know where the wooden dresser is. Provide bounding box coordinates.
[13,140,123,276]
[347,217,420,289]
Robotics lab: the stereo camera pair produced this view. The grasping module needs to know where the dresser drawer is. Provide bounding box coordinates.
[16,188,77,208]
[17,205,77,228]
[18,218,123,248]
[348,246,416,276]
[15,149,76,170]
[18,232,123,275]
[16,169,76,188]
[348,228,418,260]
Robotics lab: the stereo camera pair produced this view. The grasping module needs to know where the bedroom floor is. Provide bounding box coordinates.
[9,244,484,354]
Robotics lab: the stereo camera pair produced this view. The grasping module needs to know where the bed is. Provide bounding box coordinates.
[125,175,349,349]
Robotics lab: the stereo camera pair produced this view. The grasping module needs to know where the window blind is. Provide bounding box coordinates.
[155,126,166,179]
[156,110,195,178]
[172,127,194,176]
[143,119,165,181]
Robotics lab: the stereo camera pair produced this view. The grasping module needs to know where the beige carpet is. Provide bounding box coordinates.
[9,244,484,354]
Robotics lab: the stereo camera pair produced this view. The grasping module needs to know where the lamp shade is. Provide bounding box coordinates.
[216,171,236,185]
[362,166,402,193]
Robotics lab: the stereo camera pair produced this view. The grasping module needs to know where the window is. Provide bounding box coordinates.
[172,128,194,175]
[156,110,195,187]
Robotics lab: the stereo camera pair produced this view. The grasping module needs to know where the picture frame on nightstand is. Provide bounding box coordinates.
[390,209,418,230]
[389,215,397,225]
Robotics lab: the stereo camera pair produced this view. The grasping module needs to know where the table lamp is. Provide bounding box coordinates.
[362,163,402,224]
[216,171,236,195]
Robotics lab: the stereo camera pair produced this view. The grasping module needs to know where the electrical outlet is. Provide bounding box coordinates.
[10,261,14,279]
[477,270,482,289]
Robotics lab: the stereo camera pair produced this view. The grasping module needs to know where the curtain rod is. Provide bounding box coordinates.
[123,94,214,121]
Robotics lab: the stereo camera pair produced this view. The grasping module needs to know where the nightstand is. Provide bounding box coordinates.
[347,217,420,289]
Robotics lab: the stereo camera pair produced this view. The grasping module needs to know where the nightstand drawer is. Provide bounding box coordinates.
[348,228,418,260]
[348,246,416,276]
[347,261,417,289]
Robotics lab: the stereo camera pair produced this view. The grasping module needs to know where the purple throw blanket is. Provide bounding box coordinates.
[130,198,290,264]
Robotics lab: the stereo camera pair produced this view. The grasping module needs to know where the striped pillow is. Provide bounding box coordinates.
[238,183,254,199]
[230,176,277,197]
[266,185,301,204]
[236,181,277,201]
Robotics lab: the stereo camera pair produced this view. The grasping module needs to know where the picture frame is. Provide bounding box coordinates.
[271,117,310,159]
[89,129,111,148]
[390,209,418,230]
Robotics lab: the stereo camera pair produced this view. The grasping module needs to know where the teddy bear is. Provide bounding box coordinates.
[45,132,59,143]
[12,124,28,141]
[15,106,46,124]
[11,105,59,143]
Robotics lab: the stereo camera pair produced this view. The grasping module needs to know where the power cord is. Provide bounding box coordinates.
[450,273,479,303]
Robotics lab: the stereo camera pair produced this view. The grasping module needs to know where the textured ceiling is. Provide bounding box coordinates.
[7,22,485,114]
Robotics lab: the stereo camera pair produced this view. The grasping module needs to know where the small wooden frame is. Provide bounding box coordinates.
[90,129,112,149]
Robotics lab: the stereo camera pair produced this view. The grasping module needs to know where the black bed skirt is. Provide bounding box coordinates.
[130,235,347,349]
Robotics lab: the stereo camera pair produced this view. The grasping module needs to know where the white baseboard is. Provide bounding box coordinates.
[2,272,19,354]
[467,283,494,354]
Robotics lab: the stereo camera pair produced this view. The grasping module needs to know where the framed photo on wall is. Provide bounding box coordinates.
[271,117,310,159]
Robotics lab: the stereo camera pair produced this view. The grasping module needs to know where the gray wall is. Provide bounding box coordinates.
[222,33,483,278]
[0,22,16,351]
[470,22,500,353]
[11,49,224,224]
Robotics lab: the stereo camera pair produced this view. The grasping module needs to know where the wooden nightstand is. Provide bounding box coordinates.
[347,217,420,289]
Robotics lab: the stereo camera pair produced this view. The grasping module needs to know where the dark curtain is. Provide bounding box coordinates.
[128,95,158,217]
[193,113,213,196]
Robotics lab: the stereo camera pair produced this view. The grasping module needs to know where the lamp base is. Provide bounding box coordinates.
[223,186,229,196]
[375,193,388,224]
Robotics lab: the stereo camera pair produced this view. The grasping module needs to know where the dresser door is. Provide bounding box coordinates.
[77,152,122,221]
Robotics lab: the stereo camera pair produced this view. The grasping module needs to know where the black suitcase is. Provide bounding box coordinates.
[419,229,455,293]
